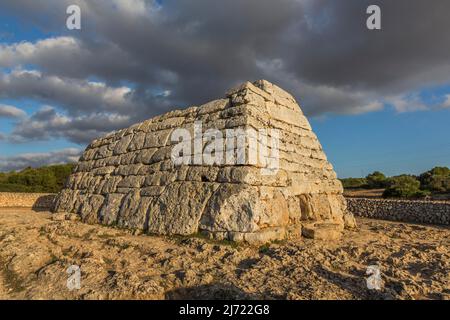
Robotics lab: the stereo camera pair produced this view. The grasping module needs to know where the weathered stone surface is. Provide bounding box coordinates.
[53,80,353,242]
[302,222,343,240]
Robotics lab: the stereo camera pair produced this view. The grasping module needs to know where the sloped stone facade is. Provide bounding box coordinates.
[53,80,354,242]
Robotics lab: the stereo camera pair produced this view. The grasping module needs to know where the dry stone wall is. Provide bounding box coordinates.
[0,193,55,209]
[347,198,450,225]
[54,80,355,242]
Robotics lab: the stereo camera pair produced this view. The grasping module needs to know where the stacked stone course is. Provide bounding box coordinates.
[54,80,354,242]
[0,193,55,208]
[347,198,450,225]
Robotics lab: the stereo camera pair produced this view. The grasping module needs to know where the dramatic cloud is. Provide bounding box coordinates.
[0,104,26,118]
[0,70,136,115]
[0,0,450,146]
[9,105,131,144]
[0,148,82,172]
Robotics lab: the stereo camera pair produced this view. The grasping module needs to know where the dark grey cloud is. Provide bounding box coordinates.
[0,0,450,144]
[0,69,136,116]
[9,106,131,144]
[0,148,82,172]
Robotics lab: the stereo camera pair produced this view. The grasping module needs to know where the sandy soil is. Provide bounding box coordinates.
[0,208,448,300]
[343,189,385,198]
[343,189,450,201]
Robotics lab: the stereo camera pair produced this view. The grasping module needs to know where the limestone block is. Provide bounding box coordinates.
[79,195,104,224]
[119,151,138,165]
[244,227,286,243]
[117,190,149,229]
[94,145,112,159]
[101,176,123,194]
[91,166,115,176]
[98,193,124,225]
[143,129,172,148]
[113,134,133,155]
[140,186,166,197]
[199,184,263,233]
[134,148,157,165]
[197,99,229,115]
[186,166,219,182]
[302,222,343,241]
[117,176,145,188]
[144,171,176,186]
[127,131,146,151]
[114,164,143,176]
[147,182,218,235]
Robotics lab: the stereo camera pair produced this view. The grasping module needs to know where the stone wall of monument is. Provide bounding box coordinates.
[0,192,55,209]
[346,198,450,225]
[54,80,353,242]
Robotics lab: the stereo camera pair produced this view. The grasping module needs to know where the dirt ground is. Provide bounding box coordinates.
[343,188,450,201]
[0,208,448,300]
[343,189,385,198]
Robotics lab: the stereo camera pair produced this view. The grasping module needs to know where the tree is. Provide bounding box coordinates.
[383,175,429,198]
[0,164,75,193]
[339,178,368,189]
[419,166,450,193]
[366,171,387,189]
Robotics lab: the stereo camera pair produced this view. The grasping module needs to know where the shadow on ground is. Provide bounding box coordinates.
[165,283,257,300]
[31,195,56,212]
[314,266,388,300]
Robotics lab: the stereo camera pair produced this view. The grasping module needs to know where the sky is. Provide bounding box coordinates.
[0,0,449,177]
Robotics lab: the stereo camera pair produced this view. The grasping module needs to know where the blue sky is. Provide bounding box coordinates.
[0,1,449,176]
[312,107,450,177]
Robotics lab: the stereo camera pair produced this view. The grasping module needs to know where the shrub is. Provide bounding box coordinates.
[419,166,450,193]
[339,178,368,189]
[366,171,388,189]
[383,175,428,198]
[0,164,75,193]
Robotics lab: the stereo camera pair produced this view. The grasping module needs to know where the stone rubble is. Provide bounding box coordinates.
[53,80,355,242]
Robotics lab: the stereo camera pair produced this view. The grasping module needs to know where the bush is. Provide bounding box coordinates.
[383,175,429,198]
[366,171,388,189]
[419,166,450,193]
[339,178,368,189]
[0,164,75,193]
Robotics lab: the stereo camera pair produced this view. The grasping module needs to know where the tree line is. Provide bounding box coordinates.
[340,167,450,199]
[0,164,75,193]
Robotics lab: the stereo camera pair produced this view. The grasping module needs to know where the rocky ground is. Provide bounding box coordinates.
[0,208,448,300]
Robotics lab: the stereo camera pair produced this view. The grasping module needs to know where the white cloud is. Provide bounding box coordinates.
[0,104,26,118]
[386,95,429,113]
[0,148,82,172]
[442,94,450,108]
[0,37,80,68]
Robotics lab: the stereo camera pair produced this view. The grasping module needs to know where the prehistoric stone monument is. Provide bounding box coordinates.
[53,80,355,242]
